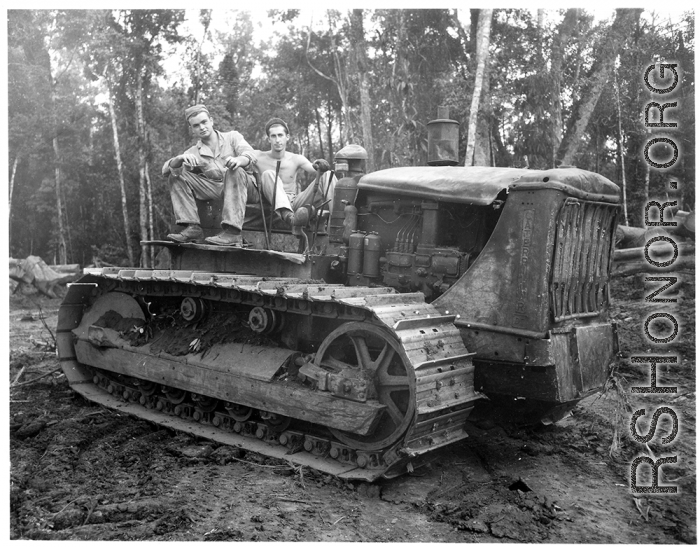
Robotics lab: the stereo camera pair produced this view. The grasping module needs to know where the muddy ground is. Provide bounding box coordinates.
[8,268,696,542]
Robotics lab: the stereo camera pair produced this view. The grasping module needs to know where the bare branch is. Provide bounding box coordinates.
[37,306,57,350]
[53,49,77,84]
[305,27,337,85]
[10,367,62,389]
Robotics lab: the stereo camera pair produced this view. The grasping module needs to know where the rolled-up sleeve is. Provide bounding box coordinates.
[163,145,198,177]
[227,131,257,168]
[162,158,178,177]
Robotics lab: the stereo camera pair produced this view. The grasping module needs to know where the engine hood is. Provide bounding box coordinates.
[358,166,621,205]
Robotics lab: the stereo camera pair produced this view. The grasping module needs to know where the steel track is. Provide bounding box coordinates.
[58,268,483,481]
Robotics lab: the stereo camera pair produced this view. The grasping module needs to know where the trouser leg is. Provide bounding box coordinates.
[169,172,224,225]
[260,170,293,211]
[220,168,251,231]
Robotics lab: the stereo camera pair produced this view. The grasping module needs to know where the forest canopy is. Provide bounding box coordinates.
[7,8,695,267]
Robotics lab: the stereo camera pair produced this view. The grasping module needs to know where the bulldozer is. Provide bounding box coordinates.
[57,110,620,481]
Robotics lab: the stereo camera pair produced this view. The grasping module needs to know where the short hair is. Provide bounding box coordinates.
[265,118,290,136]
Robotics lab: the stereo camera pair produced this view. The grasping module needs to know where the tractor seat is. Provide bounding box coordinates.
[193,198,328,239]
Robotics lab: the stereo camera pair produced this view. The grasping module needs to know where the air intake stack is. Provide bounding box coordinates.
[426,106,459,166]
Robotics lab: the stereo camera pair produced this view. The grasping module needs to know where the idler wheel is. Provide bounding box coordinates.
[163,386,187,404]
[191,393,218,413]
[135,379,157,396]
[260,411,291,433]
[316,323,416,451]
[226,403,253,422]
[180,297,207,322]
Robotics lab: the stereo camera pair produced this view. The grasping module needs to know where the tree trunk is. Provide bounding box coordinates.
[465,9,492,166]
[536,9,545,65]
[326,100,334,161]
[52,134,67,264]
[9,153,19,250]
[350,9,375,172]
[473,46,493,166]
[9,154,19,222]
[473,117,492,166]
[338,108,344,150]
[614,60,629,226]
[391,10,409,166]
[469,10,479,54]
[62,183,73,262]
[549,9,578,167]
[314,107,325,160]
[107,83,136,266]
[556,9,642,165]
[145,160,155,267]
[642,152,651,215]
[358,76,373,169]
[473,61,492,166]
[135,69,150,268]
[45,48,67,264]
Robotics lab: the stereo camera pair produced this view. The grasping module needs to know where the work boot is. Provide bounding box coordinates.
[279,208,294,227]
[167,224,203,244]
[293,205,315,227]
[205,226,243,246]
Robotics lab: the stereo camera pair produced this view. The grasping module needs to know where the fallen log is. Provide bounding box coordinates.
[9,256,81,298]
[612,243,695,276]
[612,255,695,276]
[615,225,670,249]
[613,242,694,262]
[50,264,81,275]
[615,211,694,249]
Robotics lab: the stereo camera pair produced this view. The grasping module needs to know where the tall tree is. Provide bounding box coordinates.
[556,8,643,165]
[305,11,355,144]
[350,9,375,172]
[109,10,184,267]
[8,10,93,263]
[106,83,136,265]
[549,9,579,166]
[465,9,493,166]
[82,11,138,266]
[48,48,68,264]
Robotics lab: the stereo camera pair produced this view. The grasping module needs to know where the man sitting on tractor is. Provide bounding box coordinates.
[252,118,332,220]
[163,107,330,247]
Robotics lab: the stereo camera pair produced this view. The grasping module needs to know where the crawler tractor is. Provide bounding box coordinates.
[58,113,620,481]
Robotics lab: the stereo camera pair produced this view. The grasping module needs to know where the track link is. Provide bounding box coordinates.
[58,268,483,481]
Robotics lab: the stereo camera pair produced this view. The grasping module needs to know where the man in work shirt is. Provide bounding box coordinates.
[163,105,294,246]
[253,117,332,219]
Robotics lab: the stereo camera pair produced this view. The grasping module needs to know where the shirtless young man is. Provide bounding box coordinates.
[253,118,332,222]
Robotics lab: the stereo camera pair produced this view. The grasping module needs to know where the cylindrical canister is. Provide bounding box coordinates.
[342,204,358,243]
[329,176,359,243]
[363,232,382,278]
[347,231,365,275]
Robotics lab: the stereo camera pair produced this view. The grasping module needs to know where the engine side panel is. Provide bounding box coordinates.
[434,187,559,336]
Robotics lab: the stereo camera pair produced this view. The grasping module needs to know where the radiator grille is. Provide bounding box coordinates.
[550,199,619,321]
